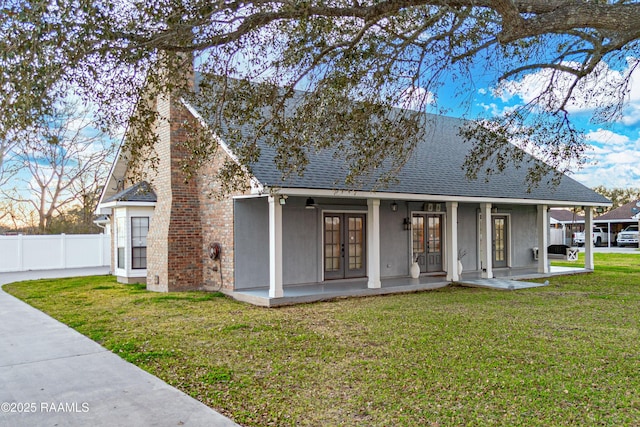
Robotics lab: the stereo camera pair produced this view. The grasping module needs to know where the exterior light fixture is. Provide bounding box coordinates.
[391,202,398,212]
[279,195,287,205]
[403,217,411,231]
[305,198,316,209]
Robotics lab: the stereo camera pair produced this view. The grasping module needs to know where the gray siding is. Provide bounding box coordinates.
[234,198,269,289]
[458,203,479,271]
[234,197,541,289]
[456,203,539,273]
[506,204,538,267]
[380,200,411,278]
[283,202,320,285]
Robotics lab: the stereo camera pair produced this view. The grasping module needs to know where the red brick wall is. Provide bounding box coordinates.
[142,91,252,292]
[165,101,204,291]
[196,146,250,293]
[145,95,204,292]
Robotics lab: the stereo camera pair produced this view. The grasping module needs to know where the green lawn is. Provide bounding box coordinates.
[4,253,640,426]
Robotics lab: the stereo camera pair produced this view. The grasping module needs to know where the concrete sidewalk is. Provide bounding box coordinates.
[0,268,240,427]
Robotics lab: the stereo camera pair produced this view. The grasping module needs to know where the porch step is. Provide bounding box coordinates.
[458,278,549,290]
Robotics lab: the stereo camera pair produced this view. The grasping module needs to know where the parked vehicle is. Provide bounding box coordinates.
[572,227,611,247]
[616,224,639,247]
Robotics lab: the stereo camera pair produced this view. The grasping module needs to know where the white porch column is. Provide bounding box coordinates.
[367,198,381,289]
[584,207,594,270]
[537,205,549,273]
[446,201,459,281]
[268,196,283,298]
[480,203,493,279]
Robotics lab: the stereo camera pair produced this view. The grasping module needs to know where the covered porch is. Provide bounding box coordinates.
[229,265,589,307]
[253,193,600,305]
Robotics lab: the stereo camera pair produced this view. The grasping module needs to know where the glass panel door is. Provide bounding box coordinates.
[345,215,366,278]
[426,215,443,272]
[413,214,443,273]
[324,215,343,280]
[412,215,426,271]
[324,213,366,280]
[492,216,508,268]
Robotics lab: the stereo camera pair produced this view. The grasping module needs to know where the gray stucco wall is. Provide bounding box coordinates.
[234,197,269,289]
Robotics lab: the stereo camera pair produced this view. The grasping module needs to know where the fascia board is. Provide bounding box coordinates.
[99,201,157,209]
[259,187,612,208]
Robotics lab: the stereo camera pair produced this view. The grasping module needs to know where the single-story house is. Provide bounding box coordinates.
[96,75,611,306]
[594,200,640,246]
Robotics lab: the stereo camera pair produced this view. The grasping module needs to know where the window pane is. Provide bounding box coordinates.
[324,216,341,272]
[117,247,125,269]
[132,247,147,269]
[116,217,126,246]
[116,217,126,269]
[412,216,424,255]
[131,217,149,269]
[348,217,363,270]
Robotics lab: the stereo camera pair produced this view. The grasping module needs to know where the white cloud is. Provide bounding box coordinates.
[621,103,640,126]
[571,131,640,188]
[478,102,500,116]
[477,101,518,117]
[483,58,640,189]
[585,129,630,146]
[495,58,640,117]
[397,86,436,111]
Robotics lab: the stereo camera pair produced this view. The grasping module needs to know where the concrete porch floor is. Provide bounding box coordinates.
[230,265,589,307]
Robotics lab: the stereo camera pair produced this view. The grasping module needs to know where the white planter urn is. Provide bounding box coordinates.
[457,260,464,276]
[410,262,420,279]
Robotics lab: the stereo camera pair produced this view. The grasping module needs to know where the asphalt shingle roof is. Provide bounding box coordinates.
[191,77,609,205]
[549,209,584,222]
[105,181,157,203]
[596,199,640,220]
[246,114,608,204]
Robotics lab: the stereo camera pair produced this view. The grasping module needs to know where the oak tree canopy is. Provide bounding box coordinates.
[2,0,640,191]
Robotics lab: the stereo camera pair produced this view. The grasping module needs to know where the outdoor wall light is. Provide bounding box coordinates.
[305,198,316,209]
[391,201,398,212]
[279,195,288,205]
[403,217,411,230]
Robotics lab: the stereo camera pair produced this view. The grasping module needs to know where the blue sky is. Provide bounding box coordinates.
[444,60,640,190]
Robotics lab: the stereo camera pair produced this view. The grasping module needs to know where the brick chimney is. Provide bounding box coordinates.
[146,55,203,292]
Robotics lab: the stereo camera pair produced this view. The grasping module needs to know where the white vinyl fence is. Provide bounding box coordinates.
[550,228,565,245]
[0,234,110,272]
